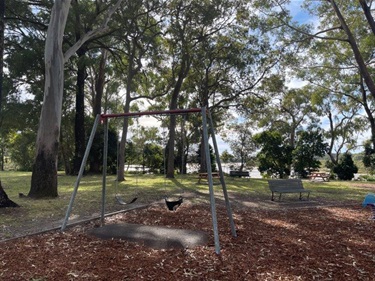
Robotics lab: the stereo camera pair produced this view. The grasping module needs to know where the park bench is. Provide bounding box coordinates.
[268,179,311,201]
[229,170,250,177]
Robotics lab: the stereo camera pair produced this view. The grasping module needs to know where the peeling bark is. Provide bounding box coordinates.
[29,0,70,198]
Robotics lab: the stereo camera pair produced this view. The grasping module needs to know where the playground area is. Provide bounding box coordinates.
[1,173,375,280]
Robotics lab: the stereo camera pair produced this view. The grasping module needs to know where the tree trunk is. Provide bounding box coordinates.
[329,0,375,100]
[29,0,71,198]
[93,49,108,117]
[166,114,177,178]
[0,182,19,208]
[166,55,190,178]
[60,129,72,175]
[326,110,339,165]
[118,102,130,181]
[359,77,375,149]
[1,147,4,171]
[358,0,375,36]
[118,43,138,181]
[72,48,87,175]
[0,0,4,116]
[29,0,124,197]
[199,137,207,173]
[199,87,210,173]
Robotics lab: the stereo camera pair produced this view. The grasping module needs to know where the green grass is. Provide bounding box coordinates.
[0,171,373,239]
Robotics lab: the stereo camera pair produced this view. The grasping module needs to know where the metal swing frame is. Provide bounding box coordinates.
[61,107,237,254]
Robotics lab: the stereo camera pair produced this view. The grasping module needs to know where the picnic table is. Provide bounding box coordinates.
[309,172,330,182]
[198,172,220,184]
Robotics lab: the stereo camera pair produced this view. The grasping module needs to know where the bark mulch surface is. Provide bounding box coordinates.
[1,199,375,281]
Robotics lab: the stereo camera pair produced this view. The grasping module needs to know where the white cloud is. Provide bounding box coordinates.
[286,77,308,88]
[138,116,161,128]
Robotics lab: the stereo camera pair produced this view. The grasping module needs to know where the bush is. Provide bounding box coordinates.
[8,130,36,171]
[333,153,358,180]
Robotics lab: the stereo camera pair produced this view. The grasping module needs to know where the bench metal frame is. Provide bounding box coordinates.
[268,179,311,201]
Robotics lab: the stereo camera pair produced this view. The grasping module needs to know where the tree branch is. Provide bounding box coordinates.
[286,21,348,42]
[64,0,124,63]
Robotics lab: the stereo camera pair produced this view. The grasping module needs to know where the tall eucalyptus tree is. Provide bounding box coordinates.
[278,0,375,147]
[252,0,375,169]
[29,0,125,198]
[60,0,130,175]
[163,0,262,176]
[244,73,319,163]
[111,0,164,181]
[288,0,375,166]
[3,1,54,171]
[185,8,283,172]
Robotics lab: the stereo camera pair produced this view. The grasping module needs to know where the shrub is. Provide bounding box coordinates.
[333,153,358,180]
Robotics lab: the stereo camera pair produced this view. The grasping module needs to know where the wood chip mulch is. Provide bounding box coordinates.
[1,201,375,281]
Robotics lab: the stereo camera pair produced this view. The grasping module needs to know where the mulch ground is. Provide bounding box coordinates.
[1,199,375,281]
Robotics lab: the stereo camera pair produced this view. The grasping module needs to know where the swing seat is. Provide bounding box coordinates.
[115,195,137,205]
[165,196,183,211]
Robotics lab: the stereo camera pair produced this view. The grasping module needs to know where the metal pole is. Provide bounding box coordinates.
[61,115,101,231]
[181,115,186,174]
[207,110,237,237]
[101,118,109,226]
[201,107,221,254]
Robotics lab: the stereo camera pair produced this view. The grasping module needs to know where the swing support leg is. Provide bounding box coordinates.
[207,110,237,239]
[61,115,101,231]
[101,118,109,226]
[201,107,238,255]
[201,107,221,254]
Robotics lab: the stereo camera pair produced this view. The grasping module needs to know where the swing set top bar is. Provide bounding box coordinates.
[100,108,203,119]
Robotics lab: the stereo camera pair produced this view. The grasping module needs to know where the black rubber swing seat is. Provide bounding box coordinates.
[165,196,183,211]
[115,195,137,205]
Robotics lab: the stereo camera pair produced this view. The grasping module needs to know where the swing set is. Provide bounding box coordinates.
[61,107,236,254]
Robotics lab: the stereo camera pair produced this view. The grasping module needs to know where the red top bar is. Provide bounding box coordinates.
[100,108,203,119]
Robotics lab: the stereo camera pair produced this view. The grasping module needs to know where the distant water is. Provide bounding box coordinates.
[249,169,262,178]
[220,164,262,178]
[187,163,262,179]
[126,164,263,178]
